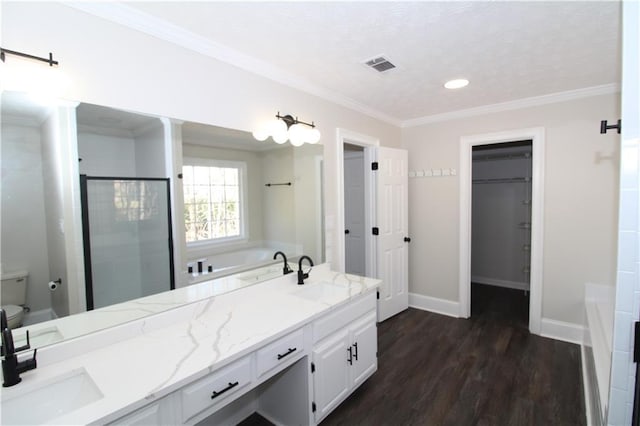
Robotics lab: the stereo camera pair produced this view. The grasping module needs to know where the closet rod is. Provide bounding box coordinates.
[472,177,531,184]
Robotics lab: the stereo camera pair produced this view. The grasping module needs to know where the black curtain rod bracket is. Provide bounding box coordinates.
[600,119,621,135]
[265,182,292,187]
[0,47,58,67]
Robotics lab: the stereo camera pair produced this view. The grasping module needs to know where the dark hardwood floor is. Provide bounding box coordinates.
[240,283,585,425]
[321,284,585,426]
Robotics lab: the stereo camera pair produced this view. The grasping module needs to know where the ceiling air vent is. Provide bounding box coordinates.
[364,56,396,73]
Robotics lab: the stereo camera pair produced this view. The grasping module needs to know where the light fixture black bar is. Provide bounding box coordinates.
[265,182,292,187]
[276,112,315,128]
[0,48,58,67]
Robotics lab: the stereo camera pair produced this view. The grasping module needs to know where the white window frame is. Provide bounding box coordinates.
[182,157,249,249]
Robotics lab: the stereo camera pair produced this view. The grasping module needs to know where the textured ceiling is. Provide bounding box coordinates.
[122,2,621,121]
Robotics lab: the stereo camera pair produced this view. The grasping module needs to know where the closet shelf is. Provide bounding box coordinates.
[472,177,531,184]
[472,152,532,162]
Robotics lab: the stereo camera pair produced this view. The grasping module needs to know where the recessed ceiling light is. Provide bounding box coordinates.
[444,79,469,89]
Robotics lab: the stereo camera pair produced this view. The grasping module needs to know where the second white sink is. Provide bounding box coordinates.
[293,281,350,303]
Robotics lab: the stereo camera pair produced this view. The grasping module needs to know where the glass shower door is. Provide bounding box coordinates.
[80,176,175,310]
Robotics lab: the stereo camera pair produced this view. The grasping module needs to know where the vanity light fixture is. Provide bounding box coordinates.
[444,78,469,89]
[0,47,59,67]
[253,112,321,146]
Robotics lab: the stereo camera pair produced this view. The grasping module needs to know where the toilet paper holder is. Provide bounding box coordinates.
[48,278,62,291]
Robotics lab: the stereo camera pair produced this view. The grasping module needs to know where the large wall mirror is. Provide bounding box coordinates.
[0,90,325,349]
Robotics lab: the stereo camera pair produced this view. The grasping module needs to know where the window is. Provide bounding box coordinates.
[182,159,246,244]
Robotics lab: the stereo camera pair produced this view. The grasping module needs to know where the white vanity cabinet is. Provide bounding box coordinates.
[310,292,377,423]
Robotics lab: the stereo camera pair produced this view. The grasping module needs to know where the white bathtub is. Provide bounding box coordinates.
[187,247,289,283]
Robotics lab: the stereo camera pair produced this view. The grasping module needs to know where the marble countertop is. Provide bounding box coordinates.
[1,264,380,425]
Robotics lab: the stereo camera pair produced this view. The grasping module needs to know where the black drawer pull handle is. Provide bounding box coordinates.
[277,347,297,360]
[347,346,353,365]
[352,342,358,361]
[211,381,239,399]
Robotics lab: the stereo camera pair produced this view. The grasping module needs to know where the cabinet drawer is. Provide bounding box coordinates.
[313,291,376,343]
[256,328,304,378]
[181,356,251,422]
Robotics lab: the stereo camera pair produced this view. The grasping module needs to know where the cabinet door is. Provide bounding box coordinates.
[312,328,351,422]
[350,311,378,388]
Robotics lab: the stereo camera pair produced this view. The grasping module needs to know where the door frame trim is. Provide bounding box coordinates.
[336,128,379,275]
[459,127,545,335]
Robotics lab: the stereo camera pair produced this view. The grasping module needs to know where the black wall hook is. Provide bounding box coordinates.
[600,119,621,134]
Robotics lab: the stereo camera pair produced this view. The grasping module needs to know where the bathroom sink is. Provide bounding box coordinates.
[294,281,350,303]
[1,368,103,424]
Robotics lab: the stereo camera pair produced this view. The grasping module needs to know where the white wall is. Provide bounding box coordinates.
[41,109,72,317]
[134,122,166,178]
[0,121,51,313]
[402,93,620,326]
[608,1,640,424]
[262,148,296,248]
[78,132,137,177]
[2,2,401,273]
[294,144,325,263]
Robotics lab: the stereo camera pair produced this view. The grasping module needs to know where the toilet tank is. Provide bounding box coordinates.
[1,271,28,306]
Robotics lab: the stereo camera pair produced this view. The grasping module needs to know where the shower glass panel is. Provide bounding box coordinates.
[80,176,174,310]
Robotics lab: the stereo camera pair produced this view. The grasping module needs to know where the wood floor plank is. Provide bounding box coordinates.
[321,284,585,426]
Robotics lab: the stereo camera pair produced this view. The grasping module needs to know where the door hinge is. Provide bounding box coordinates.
[376,290,380,300]
[312,402,316,413]
[372,227,379,235]
[634,321,640,363]
[311,362,315,373]
[371,161,379,171]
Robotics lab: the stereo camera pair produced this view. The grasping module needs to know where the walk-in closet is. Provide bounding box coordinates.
[471,140,533,324]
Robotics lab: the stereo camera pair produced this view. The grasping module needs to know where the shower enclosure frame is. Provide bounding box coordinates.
[80,175,175,310]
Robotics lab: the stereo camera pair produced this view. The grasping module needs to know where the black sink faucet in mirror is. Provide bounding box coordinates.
[0,309,37,387]
[273,251,293,275]
[297,256,314,285]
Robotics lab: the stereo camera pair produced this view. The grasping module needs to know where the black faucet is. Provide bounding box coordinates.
[297,256,314,285]
[1,309,37,387]
[273,251,293,275]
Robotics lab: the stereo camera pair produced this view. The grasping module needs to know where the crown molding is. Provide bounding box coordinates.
[402,83,621,128]
[62,2,402,127]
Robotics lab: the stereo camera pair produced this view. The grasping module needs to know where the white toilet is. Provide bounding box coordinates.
[1,271,28,329]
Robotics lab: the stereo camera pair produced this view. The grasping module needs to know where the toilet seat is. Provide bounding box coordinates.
[2,304,24,328]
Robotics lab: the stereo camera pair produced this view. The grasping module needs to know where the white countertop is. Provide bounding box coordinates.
[1,264,380,425]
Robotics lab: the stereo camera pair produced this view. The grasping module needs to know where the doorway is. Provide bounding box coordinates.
[344,144,366,276]
[459,127,545,335]
[471,141,532,326]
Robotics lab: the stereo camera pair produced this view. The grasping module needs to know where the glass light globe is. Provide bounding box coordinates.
[252,126,269,141]
[307,127,321,144]
[270,119,289,144]
[288,123,307,147]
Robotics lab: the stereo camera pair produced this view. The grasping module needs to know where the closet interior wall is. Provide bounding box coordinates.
[471,141,533,291]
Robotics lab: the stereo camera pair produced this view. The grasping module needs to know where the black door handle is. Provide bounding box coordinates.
[347,346,353,365]
[211,381,239,399]
[404,237,411,243]
[345,229,350,234]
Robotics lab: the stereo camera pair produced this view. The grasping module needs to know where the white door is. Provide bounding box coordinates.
[344,151,366,275]
[375,147,409,321]
[312,329,351,422]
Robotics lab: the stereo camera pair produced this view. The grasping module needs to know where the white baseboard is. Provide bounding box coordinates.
[540,318,585,345]
[471,276,529,291]
[409,293,460,318]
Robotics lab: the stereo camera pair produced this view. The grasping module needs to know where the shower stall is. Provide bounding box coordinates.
[80,176,175,310]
